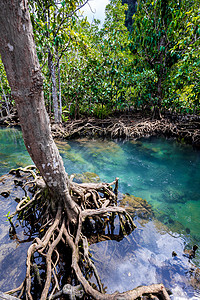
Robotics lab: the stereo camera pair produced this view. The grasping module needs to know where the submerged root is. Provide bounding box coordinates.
[6,167,170,300]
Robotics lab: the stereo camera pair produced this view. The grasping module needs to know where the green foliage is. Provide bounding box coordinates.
[62,106,69,122]
[29,0,91,119]
[1,0,198,119]
[93,104,112,119]
[129,0,200,114]
[4,210,11,222]
[0,57,12,112]
[0,58,9,92]
[55,0,134,118]
[167,2,200,113]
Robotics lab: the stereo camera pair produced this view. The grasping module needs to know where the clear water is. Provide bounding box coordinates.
[0,127,200,298]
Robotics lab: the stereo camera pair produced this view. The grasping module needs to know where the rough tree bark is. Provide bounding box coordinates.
[0,0,78,222]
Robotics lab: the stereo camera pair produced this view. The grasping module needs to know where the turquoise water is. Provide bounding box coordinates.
[0,127,200,298]
[0,127,32,175]
[60,138,200,244]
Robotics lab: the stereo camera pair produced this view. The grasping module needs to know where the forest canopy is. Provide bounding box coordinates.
[0,0,199,120]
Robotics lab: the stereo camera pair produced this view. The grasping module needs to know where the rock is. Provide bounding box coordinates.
[172,251,177,257]
[184,245,198,259]
[0,191,10,198]
[119,193,153,219]
[72,172,100,184]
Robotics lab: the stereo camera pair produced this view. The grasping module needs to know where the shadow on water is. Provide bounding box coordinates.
[0,127,200,298]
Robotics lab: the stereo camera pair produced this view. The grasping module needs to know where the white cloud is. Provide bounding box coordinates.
[81,0,110,24]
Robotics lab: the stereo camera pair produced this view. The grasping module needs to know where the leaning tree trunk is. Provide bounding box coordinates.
[0,0,78,222]
[0,2,171,299]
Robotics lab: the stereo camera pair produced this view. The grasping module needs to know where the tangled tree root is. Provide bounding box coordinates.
[6,166,171,300]
[51,116,200,148]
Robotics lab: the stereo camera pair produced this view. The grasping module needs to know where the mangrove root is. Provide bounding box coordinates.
[6,167,170,300]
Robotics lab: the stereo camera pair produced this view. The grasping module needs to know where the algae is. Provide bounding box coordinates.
[119,193,153,219]
[64,151,86,164]
[77,139,123,157]
[55,139,71,153]
[72,172,100,183]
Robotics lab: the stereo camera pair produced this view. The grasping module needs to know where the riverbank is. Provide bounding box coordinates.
[1,111,200,148]
[51,114,200,149]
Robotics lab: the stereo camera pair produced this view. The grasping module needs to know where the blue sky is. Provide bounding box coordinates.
[81,0,110,24]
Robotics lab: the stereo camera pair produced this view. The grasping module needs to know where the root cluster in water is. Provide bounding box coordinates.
[5,166,170,300]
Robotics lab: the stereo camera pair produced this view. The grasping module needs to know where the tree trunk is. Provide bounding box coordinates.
[0,0,78,222]
[0,75,10,116]
[152,76,162,120]
[57,56,62,122]
[48,50,61,123]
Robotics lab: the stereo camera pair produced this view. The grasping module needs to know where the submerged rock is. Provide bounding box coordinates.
[0,191,10,198]
[0,174,24,201]
[0,172,34,292]
[119,193,153,219]
[64,151,86,164]
[72,172,100,183]
[190,267,200,290]
[162,187,186,204]
[77,138,122,155]
[55,139,71,152]
[184,245,198,259]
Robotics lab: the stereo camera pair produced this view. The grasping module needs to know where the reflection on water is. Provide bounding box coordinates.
[0,127,200,298]
[0,173,32,291]
[90,219,199,299]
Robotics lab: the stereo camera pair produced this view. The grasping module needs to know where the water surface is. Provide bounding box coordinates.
[0,127,200,298]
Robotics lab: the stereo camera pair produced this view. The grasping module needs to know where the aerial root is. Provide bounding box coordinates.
[8,166,46,218]
[15,190,41,213]
[51,116,200,148]
[51,117,175,140]
[9,165,38,186]
[40,218,65,300]
[81,235,104,293]
[5,170,171,300]
[10,206,169,299]
[6,208,63,300]
[70,177,119,209]
[65,228,171,300]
